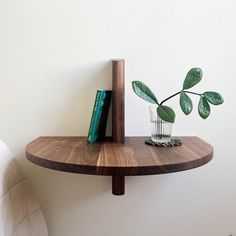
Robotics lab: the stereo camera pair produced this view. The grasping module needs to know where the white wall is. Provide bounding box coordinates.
[0,0,236,235]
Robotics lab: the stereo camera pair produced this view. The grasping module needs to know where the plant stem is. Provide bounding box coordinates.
[160,91,182,105]
[160,90,202,105]
[185,91,202,96]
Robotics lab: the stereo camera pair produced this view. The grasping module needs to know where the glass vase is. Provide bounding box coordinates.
[149,106,172,143]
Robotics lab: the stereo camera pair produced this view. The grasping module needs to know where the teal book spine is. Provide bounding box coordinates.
[87,90,112,143]
[87,90,102,143]
[91,90,106,142]
[87,90,106,143]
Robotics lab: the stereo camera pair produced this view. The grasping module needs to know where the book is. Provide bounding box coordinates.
[87,90,103,143]
[90,90,106,142]
[96,91,112,141]
[87,90,112,143]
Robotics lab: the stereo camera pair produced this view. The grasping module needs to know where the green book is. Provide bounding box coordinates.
[87,90,103,143]
[87,90,111,143]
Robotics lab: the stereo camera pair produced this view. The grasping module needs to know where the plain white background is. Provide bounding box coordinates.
[0,0,235,235]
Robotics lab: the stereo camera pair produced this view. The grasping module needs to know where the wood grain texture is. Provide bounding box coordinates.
[112,59,125,143]
[26,136,213,176]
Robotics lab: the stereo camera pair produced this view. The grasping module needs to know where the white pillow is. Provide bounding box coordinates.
[0,139,12,160]
[0,140,48,236]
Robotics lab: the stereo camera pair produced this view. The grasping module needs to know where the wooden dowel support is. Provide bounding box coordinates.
[112,59,125,143]
[112,176,125,195]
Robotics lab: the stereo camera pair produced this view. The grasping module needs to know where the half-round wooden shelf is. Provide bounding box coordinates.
[26,136,213,195]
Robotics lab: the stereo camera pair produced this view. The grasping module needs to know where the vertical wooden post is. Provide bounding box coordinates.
[112,59,125,195]
[112,176,125,195]
[112,59,125,143]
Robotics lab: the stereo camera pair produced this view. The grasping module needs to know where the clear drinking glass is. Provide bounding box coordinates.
[149,106,172,143]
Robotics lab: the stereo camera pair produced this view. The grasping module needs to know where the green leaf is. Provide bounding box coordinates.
[132,81,158,104]
[179,91,193,115]
[198,97,210,119]
[183,68,203,90]
[157,105,175,123]
[203,91,224,105]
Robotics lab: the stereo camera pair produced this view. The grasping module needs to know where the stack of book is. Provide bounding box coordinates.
[87,89,112,143]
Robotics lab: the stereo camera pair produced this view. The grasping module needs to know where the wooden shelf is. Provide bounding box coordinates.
[26,136,213,195]
[25,59,214,195]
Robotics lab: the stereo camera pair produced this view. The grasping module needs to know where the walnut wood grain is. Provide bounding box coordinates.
[26,136,213,176]
[112,60,125,143]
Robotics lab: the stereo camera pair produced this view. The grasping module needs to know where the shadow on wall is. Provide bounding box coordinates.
[17,60,114,225]
[40,60,113,136]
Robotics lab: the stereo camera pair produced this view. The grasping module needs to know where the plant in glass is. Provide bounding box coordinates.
[132,68,224,143]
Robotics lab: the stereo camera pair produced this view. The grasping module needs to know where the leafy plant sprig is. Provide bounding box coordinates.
[132,68,224,123]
